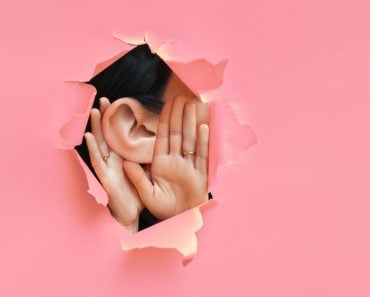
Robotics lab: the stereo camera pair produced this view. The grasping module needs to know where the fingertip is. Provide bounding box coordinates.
[185,101,196,112]
[99,97,110,105]
[199,123,209,133]
[99,97,108,108]
[90,108,99,116]
[84,132,94,142]
[198,124,210,146]
[171,94,186,109]
[84,133,92,150]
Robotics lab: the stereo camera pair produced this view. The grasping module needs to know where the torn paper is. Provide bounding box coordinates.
[58,32,256,264]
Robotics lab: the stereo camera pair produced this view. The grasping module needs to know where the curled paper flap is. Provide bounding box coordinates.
[58,82,97,149]
[165,58,230,101]
[75,150,109,206]
[208,98,257,190]
[121,207,203,265]
[121,199,217,266]
[113,32,180,55]
[92,49,131,77]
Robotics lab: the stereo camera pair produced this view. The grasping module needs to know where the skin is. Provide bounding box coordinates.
[84,74,209,233]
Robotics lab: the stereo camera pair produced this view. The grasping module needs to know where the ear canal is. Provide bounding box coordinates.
[130,124,156,139]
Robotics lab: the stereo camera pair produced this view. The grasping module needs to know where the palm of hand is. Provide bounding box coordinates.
[124,95,209,221]
[150,154,207,219]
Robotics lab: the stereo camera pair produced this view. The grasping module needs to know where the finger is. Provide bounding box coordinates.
[107,151,123,173]
[90,108,109,156]
[182,102,196,164]
[169,95,186,155]
[123,161,154,206]
[84,132,106,177]
[195,124,209,175]
[153,96,174,156]
[99,97,110,116]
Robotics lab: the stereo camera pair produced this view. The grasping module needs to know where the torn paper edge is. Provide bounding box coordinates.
[58,31,257,264]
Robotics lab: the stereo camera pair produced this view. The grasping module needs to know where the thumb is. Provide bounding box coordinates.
[123,161,154,207]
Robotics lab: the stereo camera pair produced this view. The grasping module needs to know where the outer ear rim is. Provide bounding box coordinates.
[101,97,156,164]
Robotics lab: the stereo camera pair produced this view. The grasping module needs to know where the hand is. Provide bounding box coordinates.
[124,95,209,220]
[84,97,144,233]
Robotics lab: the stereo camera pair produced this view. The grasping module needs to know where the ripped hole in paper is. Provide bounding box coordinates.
[60,33,256,264]
[75,43,211,234]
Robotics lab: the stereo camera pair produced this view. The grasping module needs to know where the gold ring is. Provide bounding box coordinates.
[103,153,110,162]
[183,151,196,156]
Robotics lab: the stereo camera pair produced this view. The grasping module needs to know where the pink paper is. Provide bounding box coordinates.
[1,0,370,296]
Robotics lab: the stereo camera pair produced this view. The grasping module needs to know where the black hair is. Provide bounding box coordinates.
[75,44,173,230]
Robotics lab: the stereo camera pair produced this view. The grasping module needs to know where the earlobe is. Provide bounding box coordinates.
[101,97,159,164]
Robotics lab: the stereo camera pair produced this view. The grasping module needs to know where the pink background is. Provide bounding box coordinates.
[1,0,370,296]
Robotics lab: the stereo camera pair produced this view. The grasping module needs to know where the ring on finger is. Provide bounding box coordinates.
[102,152,110,162]
[183,150,196,156]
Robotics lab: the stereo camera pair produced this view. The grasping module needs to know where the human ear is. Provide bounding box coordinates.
[101,97,159,163]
